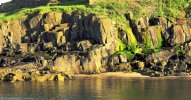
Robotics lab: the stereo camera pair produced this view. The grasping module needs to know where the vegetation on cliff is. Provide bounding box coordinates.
[0,0,191,79]
[0,0,190,59]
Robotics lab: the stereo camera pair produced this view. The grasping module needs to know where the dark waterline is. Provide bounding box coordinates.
[0,78,191,100]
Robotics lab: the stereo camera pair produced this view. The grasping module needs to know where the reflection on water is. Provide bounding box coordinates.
[0,78,191,100]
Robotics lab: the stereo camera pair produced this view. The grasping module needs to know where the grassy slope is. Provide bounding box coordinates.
[1,0,190,21]
[0,0,190,60]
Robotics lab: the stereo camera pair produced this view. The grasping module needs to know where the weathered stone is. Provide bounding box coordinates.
[146,49,176,64]
[182,25,191,41]
[12,71,31,82]
[43,12,62,31]
[76,40,92,51]
[143,25,163,48]
[34,74,51,81]
[0,12,118,75]
[177,19,187,25]
[56,74,64,81]
[135,17,149,32]
[118,62,131,71]
[9,21,22,45]
[159,17,168,28]
[48,74,56,81]
[3,73,15,82]
[43,42,54,49]
[20,43,28,53]
[22,36,31,43]
[170,25,185,46]
[0,29,3,53]
[108,55,120,67]
[161,61,167,67]
[119,54,128,63]
[138,61,145,70]
[53,54,79,73]
[29,15,42,30]
[99,67,106,73]
[52,23,70,33]
[43,12,62,25]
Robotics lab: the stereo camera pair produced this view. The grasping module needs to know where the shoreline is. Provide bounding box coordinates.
[74,72,191,79]
[74,72,150,79]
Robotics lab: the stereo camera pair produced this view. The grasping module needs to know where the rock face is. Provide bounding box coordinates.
[131,17,191,47]
[122,15,191,77]
[0,12,117,74]
[2,11,191,79]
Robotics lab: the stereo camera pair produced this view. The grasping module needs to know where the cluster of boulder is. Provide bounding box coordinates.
[123,14,191,77]
[0,12,118,82]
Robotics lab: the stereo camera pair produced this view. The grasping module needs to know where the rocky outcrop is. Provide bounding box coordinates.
[0,12,117,76]
[2,10,191,80]
[118,15,191,77]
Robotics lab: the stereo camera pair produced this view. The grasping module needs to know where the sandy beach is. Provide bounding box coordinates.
[74,72,150,79]
[74,72,191,80]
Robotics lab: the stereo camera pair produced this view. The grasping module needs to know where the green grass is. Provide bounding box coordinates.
[175,45,186,54]
[0,0,191,21]
[1,0,190,22]
[0,1,130,22]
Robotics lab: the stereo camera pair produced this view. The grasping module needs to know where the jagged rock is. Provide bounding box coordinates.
[22,36,31,43]
[135,17,149,32]
[20,43,29,53]
[131,60,145,70]
[56,73,65,81]
[52,23,70,33]
[146,49,176,64]
[177,19,187,25]
[33,73,64,81]
[117,62,131,71]
[29,15,42,30]
[1,70,31,82]
[12,71,31,82]
[143,25,163,48]
[0,12,117,74]
[34,74,51,81]
[43,42,54,49]
[138,61,145,70]
[76,40,92,51]
[56,31,65,46]
[53,54,80,73]
[170,25,186,46]
[99,67,106,73]
[119,54,128,63]
[108,55,120,67]
[43,12,62,26]
[0,29,3,53]
[3,73,15,82]
[161,61,167,67]
[48,74,57,81]
[118,29,128,43]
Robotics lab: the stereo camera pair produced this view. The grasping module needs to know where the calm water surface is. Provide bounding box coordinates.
[0,78,191,100]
